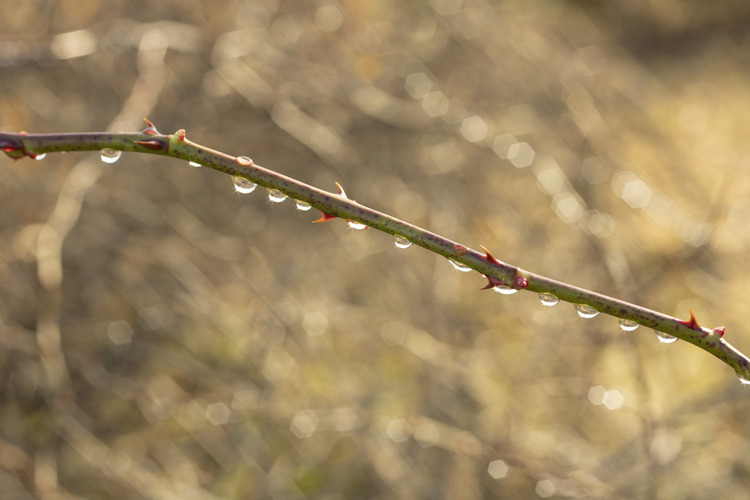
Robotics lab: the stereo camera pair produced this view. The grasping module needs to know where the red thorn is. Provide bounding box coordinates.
[313,212,337,223]
[134,139,167,150]
[678,309,702,331]
[480,245,501,265]
[335,182,348,198]
[0,140,19,152]
[712,326,726,338]
[481,274,507,290]
[142,118,159,135]
[173,129,186,141]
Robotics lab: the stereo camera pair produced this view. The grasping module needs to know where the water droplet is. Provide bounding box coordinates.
[236,155,254,166]
[737,372,750,385]
[34,153,46,160]
[295,200,312,211]
[394,235,412,249]
[347,220,368,230]
[267,188,287,203]
[232,175,257,194]
[449,259,472,272]
[654,330,678,344]
[575,304,599,319]
[538,293,558,307]
[189,161,202,168]
[619,319,639,332]
[493,285,519,295]
[100,148,121,164]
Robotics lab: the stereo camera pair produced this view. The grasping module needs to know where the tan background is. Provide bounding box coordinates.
[2,0,750,498]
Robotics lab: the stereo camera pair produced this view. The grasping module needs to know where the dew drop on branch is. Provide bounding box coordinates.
[538,293,558,307]
[654,330,678,344]
[232,176,256,194]
[619,319,639,332]
[267,188,287,203]
[449,259,472,272]
[348,221,367,230]
[189,161,202,168]
[295,200,312,211]
[236,155,254,166]
[737,373,750,385]
[394,235,412,249]
[575,304,599,319]
[34,153,46,160]
[493,285,518,295]
[100,148,121,164]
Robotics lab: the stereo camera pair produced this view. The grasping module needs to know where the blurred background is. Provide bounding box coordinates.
[2,0,750,498]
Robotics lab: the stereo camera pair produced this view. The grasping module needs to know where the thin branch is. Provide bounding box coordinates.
[3,121,749,383]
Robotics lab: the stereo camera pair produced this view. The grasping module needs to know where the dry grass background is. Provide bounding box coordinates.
[2,0,750,498]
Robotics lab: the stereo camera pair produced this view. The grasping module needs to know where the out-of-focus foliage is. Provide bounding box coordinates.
[2,0,750,498]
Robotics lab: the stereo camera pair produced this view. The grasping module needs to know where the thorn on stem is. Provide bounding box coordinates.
[142,118,159,135]
[480,245,501,265]
[335,182,348,199]
[134,139,167,150]
[712,326,726,338]
[678,309,702,331]
[313,212,337,223]
[481,274,507,290]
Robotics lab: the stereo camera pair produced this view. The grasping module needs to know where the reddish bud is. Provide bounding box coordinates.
[313,212,337,223]
[134,139,167,150]
[173,129,186,141]
[712,326,726,338]
[142,118,159,135]
[514,275,529,289]
[678,309,702,331]
[454,244,468,256]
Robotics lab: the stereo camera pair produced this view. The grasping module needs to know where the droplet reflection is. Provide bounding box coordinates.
[654,330,678,344]
[232,176,257,194]
[189,161,202,168]
[449,259,472,272]
[394,235,412,249]
[267,188,287,203]
[295,200,312,211]
[618,319,639,332]
[538,293,558,307]
[347,221,367,230]
[493,285,518,295]
[100,148,121,164]
[575,304,599,319]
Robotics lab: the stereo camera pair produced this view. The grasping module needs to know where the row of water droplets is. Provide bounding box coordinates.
[93,149,748,384]
[447,260,681,341]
